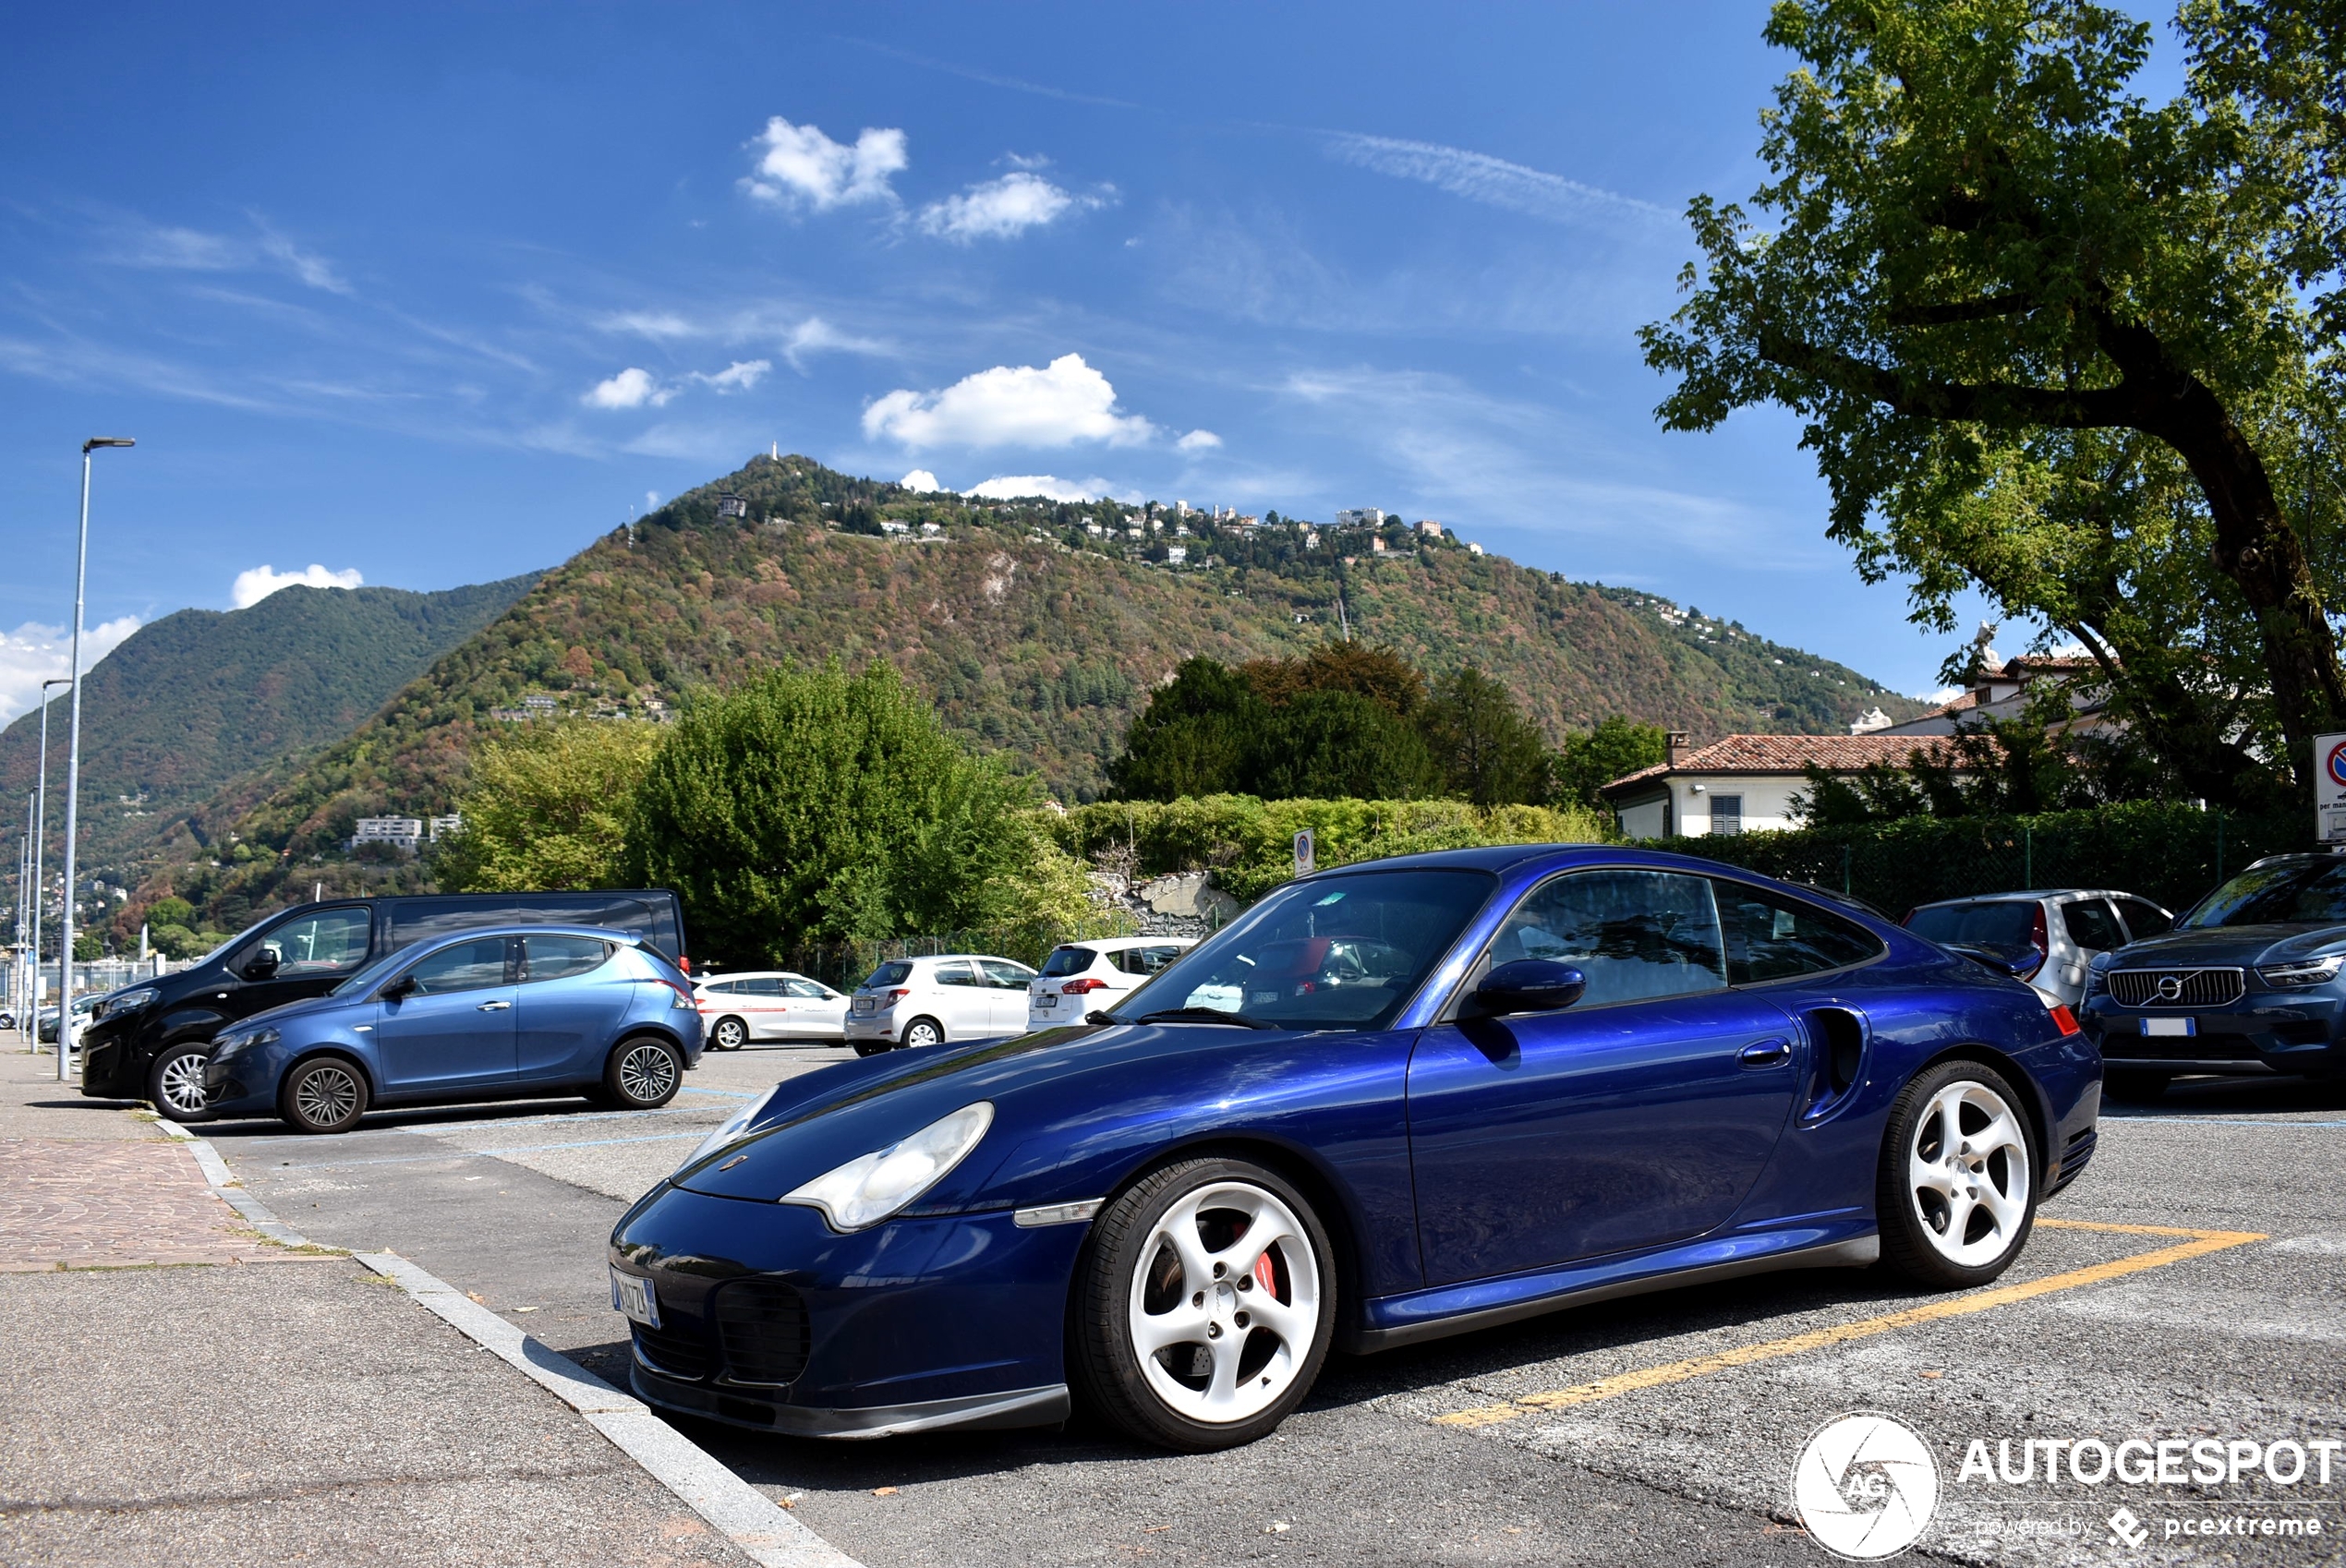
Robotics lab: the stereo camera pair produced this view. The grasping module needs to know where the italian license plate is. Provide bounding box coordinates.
[1036,995,1056,1009]
[611,1268,660,1328]
[853,996,875,1013]
[2141,1017,2196,1037]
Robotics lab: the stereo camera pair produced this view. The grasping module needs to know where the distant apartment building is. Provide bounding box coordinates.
[1467,542,1483,556]
[429,814,465,841]
[1414,519,1444,538]
[1335,507,1386,528]
[347,816,424,853]
[880,520,911,537]
[1165,545,1189,563]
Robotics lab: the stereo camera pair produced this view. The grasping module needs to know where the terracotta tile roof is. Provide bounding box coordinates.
[1604,733,1963,793]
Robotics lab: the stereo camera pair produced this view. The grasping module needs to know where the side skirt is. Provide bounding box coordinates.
[1343,1230,1880,1354]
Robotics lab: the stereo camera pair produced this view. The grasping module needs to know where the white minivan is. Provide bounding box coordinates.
[844,954,1038,1055]
[1025,937,1197,1031]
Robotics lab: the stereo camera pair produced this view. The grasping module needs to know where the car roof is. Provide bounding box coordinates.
[1910,889,2146,908]
[411,923,643,947]
[1051,936,1196,951]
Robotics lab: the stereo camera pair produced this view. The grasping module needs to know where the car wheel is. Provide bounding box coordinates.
[147,1043,214,1124]
[711,1017,749,1052]
[605,1036,683,1109]
[1877,1059,2037,1288]
[2103,1069,2170,1103]
[1072,1156,1337,1452]
[280,1056,369,1135]
[901,1017,944,1049]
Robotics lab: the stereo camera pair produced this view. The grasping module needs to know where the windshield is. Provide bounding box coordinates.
[1115,868,1495,1031]
[864,960,913,989]
[329,944,415,997]
[1905,902,2038,953]
[198,909,284,968]
[2183,859,2346,928]
[1039,947,1096,977]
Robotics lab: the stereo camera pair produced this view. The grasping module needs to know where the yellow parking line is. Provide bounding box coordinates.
[1431,1219,2267,1429]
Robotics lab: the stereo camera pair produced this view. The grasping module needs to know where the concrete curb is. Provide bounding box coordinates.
[158,1116,861,1568]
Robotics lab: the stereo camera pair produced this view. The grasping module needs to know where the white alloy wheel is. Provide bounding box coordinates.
[1126,1179,1322,1426]
[1905,1079,2031,1268]
[154,1051,210,1117]
[711,1017,748,1051]
[618,1042,679,1103]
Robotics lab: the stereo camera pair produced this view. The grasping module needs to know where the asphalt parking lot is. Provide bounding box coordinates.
[206,1051,2346,1567]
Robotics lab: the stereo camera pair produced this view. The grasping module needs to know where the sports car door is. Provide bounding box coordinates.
[1407,868,1799,1285]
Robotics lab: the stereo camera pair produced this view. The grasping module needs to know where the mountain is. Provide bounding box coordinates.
[140,453,1923,930]
[0,574,538,888]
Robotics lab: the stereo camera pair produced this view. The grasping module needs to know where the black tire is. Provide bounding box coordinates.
[1071,1156,1338,1453]
[279,1055,369,1135]
[603,1035,683,1109]
[147,1043,214,1124]
[852,1039,885,1057]
[901,1016,944,1050]
[710,1016,749,1052]
[2103,1069,2171,1103]
[1877,1058,2039,1289]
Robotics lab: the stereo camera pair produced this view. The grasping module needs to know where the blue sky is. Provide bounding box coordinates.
[5,1,2183,723]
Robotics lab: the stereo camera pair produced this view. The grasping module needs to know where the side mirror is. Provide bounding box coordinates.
[241,949,281,982]
[379,973,417,1002]
[1470,959,1587,1018]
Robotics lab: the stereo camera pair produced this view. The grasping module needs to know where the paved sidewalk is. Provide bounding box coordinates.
[0,1049,757,1568]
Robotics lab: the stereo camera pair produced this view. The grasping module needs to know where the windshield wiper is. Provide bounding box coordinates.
[1119,1007,1276,1030]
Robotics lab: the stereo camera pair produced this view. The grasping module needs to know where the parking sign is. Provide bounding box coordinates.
[2318,733,2346,844]
[1294,829,1315,875]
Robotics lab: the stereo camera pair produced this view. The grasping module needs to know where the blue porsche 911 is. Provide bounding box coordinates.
[611,846,2098,1451]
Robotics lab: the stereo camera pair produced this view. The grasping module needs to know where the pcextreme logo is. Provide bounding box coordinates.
[1792,1413,1941,1561]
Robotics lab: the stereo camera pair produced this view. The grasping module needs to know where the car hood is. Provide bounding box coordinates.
[660,1018,1395,1213]
[2109,923,2346,967]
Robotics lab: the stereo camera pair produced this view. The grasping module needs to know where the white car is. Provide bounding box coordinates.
[843,954,1037,1055]
[693,971,851,1049]
[1025,936,1198,1031]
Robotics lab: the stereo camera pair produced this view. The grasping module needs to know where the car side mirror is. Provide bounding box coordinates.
[241,950,280,982]
[379,974,417,1002]
[1470,959,1587,1018]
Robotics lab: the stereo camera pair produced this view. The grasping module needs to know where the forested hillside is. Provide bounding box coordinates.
[139,453,1923,930]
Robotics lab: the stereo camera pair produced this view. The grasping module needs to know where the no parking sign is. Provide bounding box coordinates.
[2318,733,2346,843]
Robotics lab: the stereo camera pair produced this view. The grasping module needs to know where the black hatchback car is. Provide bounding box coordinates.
[2079,853,2346,1098]
[80,889,687,1120]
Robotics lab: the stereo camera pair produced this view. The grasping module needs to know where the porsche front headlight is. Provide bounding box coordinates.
[780,1102,994,1231]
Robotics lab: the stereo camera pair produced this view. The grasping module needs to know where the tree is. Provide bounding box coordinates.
[1421,666,1552,806]
[1641,0,2346,799]
[1551,717,1671,811]
[436,719,661,893]
[1240,641,1428,717]
[623,662,1042,964]
[1253,690,1443,800]
[1110,657,1264,800]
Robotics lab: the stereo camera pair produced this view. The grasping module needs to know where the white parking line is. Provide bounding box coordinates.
[262,1129,707,1172]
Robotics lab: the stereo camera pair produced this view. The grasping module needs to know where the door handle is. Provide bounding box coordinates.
[477,1000,511,1011]
[1738,1038,1791,1067]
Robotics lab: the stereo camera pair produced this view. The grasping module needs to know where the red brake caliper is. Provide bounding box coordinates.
[1253,1248,1279,1298]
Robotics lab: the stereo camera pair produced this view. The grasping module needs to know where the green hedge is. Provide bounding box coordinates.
[1660,801,2311,918]
[1049,795,1612,902]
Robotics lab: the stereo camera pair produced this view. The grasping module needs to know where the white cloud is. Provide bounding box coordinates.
[900,469,943,493]
[586,367,671,409]
[0,618,141,725]
[647,491,661,509]
[697,359,769,392]
[742,116,907,210]
[1176,428,1223,452]
[967,475,1138,503]
[783,317,890,369]
[863,354,1155,450]
[103,216,352,294]
[1322,133,1672,229]
[232,563,363,609]
[917,171,1089,242]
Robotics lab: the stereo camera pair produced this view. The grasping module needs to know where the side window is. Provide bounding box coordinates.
[932,960,980,988]
[2059,899,2126,952]
[521,935,611,984]
[784,979,830,999]
[1711,881,1886,983]
[258,908,372,978]
[1492,870,1726,1007]
[1109,946,1183,976]
[404,936,513,995]
[979,960,1032,989]
[742,977,782,995]
[2116,898,2171,939]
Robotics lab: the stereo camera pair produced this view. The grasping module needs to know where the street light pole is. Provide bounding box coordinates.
[56,438,133,1082]
[28,677,67,1055]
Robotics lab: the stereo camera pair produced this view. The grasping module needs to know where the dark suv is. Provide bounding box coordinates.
[2078,853,2346,1098]
[79,890,687,1119]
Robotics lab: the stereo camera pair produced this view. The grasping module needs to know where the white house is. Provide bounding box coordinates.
[347,816,425,853]
[1602,733,1960,838]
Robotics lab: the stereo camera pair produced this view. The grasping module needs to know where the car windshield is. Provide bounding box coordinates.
[1039,947,1096,977]
[330,941,431,997]
[865,960,913,988]
[1114,868,1495,1031]
[1905,901,2038,953]
[2183,859,2346,928]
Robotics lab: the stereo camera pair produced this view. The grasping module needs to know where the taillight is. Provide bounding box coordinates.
[2017,904,2050,978]
[1062,977,1108,995]
[2048,1004,2080,1036]
[888,988,911,1002]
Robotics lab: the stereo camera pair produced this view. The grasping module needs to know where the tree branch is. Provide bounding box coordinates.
[1885,291,2037,327]
[1757,326,2145,428]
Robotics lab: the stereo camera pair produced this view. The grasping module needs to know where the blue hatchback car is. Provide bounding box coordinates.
[610,846,2098,1452]
[201,925,704,1133]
